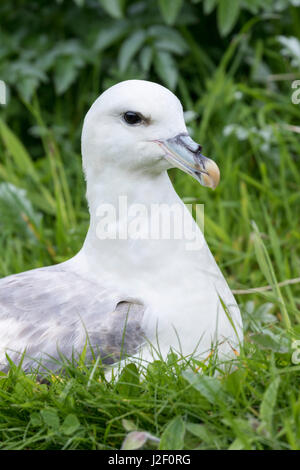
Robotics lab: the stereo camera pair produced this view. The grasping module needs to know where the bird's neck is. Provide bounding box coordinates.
[74,168,203,291]
[86,168,178,217]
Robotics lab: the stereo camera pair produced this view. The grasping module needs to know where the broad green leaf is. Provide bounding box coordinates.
[118,30,146,73]
[0,183,41,237]
[0,120,39,180]
[148,25,187,45]
[182,371,226,405]
[116,363,140,397]
[154,37,187,55]
[251,330,289,353]
[217,0,240,37]
[30,412,42,427]
[54,56,82,95]
[99,0,124,19]
[228,437,246,450]
[94,22,128,51]
[150,26,188,56]
[203,0,217,14]
[41,408,60,430]
[0,121,55,212]
[8,62,47,101]
[60,414,80,436]
[186,423,214,444]
[158,0,183,25]
[159,416,185,450]
[17,77,39,102]
[154,51,178,90]
[139,46,153,72]
[259,377,280,435]
[225,368,247,398]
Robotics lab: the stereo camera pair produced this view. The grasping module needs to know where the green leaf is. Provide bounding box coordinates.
[139,46,153,73]
[148,25,186,43]
[30,412,42,427]
[0,183,41,237]
[149,26,187,55]
[154,37,187,55]
[203,0,217,14]
[0,119,39,181]
[60,414,80,436]
[94,22,128,52]
[225,368,247,398]
[99,0,124,19]
[17,77,39,102]
[159,416,185,450]
[118,30,146,73]
[8,62,47,101]
[41,408,60,430]
[182,371,226,405]
[54,56,82,95]
[158,0,183,25]
[217,0,240,37]
[251,330,289,353]
[228,437,246,450]
[116,363,140,397]
[186,423,214,444]
[259,377,280,435]
[0,118,55,211]
[154,51,178,90]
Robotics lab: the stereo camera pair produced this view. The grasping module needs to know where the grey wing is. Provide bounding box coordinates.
[0,265,146,372]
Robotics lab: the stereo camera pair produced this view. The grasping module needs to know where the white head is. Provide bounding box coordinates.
[81,79,220,188]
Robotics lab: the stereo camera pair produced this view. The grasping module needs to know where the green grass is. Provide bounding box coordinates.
[0,337,299,450]
[0,7,300,449]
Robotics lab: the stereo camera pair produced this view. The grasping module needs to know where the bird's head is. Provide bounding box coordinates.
[81,80,220,190]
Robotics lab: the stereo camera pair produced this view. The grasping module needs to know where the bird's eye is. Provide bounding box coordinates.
[123,111,142,125]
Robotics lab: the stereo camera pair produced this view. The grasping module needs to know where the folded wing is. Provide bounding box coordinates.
[0,265,145,372]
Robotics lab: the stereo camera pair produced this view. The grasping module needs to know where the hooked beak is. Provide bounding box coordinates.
[156,133,220,190]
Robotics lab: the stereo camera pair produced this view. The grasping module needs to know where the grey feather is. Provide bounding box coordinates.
[0,264,145,372]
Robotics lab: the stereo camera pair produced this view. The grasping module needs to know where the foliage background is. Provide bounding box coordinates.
[0,0,300,450]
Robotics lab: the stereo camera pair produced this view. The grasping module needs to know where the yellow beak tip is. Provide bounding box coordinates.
[202,161,220,189]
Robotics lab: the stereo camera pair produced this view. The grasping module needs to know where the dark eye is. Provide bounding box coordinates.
[123,111,142,125]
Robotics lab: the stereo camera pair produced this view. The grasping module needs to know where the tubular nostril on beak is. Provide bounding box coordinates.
[174,133,200,153]
[160,132,220,190]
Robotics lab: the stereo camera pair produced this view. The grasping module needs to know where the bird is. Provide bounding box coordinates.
[0,80,242,374]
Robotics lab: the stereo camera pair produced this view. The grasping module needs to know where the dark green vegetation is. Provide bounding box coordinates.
[0,0,300,450]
